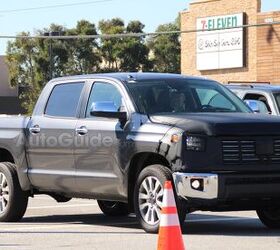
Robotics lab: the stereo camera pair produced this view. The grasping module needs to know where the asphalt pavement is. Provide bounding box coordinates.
[0,196,279,250]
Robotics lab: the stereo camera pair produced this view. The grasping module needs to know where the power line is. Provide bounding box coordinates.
[0,0,113,14]
[0,21,279,40]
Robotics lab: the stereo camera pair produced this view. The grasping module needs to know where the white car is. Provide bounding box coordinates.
[226,83,280,115]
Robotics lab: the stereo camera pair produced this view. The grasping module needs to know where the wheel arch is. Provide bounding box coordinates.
[127,152,170,211]
[0,146,31,192]
[0,147,15,164]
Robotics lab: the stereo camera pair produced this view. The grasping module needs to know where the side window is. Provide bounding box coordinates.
[45,82,84,118]
[86,82,124,118]
[244,93,271,113]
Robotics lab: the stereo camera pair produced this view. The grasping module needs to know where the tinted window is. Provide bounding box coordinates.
[126,79,251,114]
[86,82,123,118]
[45,83,84,117]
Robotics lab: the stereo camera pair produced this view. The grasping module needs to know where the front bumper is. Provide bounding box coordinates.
[173,173,218,200]
[173,172,280,201]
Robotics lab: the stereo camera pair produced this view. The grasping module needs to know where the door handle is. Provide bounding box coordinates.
[29,125,41,134]
[75,126,88,135]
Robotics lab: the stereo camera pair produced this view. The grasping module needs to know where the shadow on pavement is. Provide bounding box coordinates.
[4,212,279,237]
[182,213,280,237]
[22,213,141,228]
[1,214,143,235]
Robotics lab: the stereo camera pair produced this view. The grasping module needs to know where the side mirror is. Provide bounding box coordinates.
[244,100,269,114]
[90,102,127,120]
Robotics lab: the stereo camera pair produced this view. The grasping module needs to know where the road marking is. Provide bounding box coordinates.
[0,224,84,232]
[0,221,138,232]
[28,204,98,210]
[187,217,257,222]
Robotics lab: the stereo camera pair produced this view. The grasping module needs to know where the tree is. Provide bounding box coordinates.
[5,17,181,114]
[98,18,125,71]
[36,24,69,81]
[149,18,181,73]
[65,20,101,74]
[98,19,152,72]
[6,32,40,114]
[6,21,100,113]
[6,24,71,114]
[117,21,152,72]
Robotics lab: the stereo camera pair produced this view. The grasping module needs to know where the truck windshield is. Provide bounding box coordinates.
[126,78,251,114]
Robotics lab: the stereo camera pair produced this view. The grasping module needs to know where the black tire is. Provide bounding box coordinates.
[50,194,72,203]
[257,208,280,229]
[0,162,29,222]
[97,200,129,216]
[134,165,187,233]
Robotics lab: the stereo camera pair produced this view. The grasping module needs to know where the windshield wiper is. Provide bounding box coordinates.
[201,105,236,112]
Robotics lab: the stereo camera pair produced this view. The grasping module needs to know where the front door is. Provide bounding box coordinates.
[74,81,129,199]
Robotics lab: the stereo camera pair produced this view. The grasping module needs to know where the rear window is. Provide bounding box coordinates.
[45,82,84,118]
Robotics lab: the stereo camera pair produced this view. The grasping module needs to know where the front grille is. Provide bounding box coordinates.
[222,139,280,165]
[272,140,280,162]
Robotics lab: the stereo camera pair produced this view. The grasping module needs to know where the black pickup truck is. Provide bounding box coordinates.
[1,73,280,233]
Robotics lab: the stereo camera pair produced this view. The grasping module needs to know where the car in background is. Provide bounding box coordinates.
[226,82,280,116]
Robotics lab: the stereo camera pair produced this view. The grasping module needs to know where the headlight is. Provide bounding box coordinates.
[186,136,206,151]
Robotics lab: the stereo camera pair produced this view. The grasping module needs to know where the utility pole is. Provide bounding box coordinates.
[43,31,61,79]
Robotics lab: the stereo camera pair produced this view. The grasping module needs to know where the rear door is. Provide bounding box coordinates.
[27,81,85,192]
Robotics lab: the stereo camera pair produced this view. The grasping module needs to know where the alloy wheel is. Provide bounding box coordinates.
[138,176,163,225]
[0,173,9,214]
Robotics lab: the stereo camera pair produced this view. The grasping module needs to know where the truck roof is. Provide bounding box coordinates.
[50,72,209,83]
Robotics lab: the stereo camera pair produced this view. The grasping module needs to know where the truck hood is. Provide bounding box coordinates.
[149,113,280,136]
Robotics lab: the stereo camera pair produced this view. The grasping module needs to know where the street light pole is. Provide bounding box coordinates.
[44,31,61,80]
[49,38,53,79]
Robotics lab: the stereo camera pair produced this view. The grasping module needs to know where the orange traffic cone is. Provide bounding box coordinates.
[157,181,185,250]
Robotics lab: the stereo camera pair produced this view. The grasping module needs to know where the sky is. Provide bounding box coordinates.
[0,0,280,55]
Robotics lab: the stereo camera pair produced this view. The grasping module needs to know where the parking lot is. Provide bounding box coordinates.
[0,195,278,250]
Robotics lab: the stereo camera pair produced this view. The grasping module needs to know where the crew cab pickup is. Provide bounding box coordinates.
[1,73,280,233]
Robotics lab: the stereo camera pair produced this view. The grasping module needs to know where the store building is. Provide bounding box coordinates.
[0,56,24,114]
[181,0,280,84]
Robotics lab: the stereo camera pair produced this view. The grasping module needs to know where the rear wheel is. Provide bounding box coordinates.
[257,208,280,229]
[0,162,28,222]
[97,200,129,216]
[134,165,187,233]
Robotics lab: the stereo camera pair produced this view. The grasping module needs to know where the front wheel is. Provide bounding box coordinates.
[97,200,129,216]
[134,165,187,233]
[257,208,280,229]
